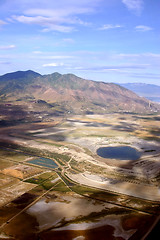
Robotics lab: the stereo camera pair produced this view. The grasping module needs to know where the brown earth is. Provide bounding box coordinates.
[0,71,159,114]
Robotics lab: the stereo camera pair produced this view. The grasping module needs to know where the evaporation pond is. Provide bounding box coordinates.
[97,146,141,160]
[27,157,58,169]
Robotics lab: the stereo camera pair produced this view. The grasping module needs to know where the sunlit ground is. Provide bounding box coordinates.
[0,113,160,240]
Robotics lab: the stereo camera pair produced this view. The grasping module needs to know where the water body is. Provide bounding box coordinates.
[27,157,58,169]
[97,146,141,160]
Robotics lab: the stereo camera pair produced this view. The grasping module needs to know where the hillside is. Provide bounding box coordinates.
[0,70,159,115]
[0,70,41,82]
[119,83,160,103]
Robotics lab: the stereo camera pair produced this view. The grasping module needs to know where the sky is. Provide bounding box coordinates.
[0,0,160,85]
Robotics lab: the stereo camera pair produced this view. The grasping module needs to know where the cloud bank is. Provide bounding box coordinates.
[4,0,102,32]
[0,45,16,50]
[99,24,123,30]
[135,25,153,32]
[122,0,143,14]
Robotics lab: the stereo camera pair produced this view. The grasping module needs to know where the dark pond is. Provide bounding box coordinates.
[97,146,141,160]
[27,157,58,169]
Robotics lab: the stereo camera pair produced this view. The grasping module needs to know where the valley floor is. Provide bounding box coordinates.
[0,113,160,240]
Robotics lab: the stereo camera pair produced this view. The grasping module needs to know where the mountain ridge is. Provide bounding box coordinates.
[0,70,41,82]
[0,70,159,114]
[119,83,160,102]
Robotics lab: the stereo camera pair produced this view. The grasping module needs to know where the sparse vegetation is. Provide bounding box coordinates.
[0,112,159,240]
[53,181,71,192]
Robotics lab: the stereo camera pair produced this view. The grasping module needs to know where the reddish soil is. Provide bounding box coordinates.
[40,225,124,240]
[2,212,38,240]
[122,213,152,231]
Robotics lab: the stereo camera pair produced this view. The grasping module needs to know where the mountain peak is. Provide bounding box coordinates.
[51,72,62,78]
[0,70,41,81]
[0,70,159,114]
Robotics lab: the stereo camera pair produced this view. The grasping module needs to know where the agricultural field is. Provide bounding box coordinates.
[0,113,160,240]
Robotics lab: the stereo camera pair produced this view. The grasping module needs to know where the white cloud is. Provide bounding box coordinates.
[74,64,149,72]
[32,51,42,54]
[31,55,74,60]
[12,15,74,32]
[135,25,153,32]
[42,25,74,33]
[144,53,160,58]
[99,24,123,30]
[43,62,64,67]
[25,7,92,18]
[62,38,75,43]
[0,20,7,26]
[113,52,160,60]
[11,13,89,33]
[6,0,100,32]
[0,45,16,50]
[115,53,140,58]
[122,0,143,14]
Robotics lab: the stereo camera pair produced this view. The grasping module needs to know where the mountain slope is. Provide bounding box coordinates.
[0,70,42,97]
[119,83,160,103]
[0,71,159,114]
[0,70,41,82]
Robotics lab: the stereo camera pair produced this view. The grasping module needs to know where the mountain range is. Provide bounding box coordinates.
[119,83,160,103]
[0,70,159,115]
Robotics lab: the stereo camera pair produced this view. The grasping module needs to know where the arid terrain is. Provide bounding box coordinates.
[0,110,160,240]
[1,0,160,235]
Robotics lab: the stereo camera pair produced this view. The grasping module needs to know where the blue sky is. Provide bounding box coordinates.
[0,0,160,85]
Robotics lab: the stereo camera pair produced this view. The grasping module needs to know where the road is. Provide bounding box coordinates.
[0,180,60,230]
